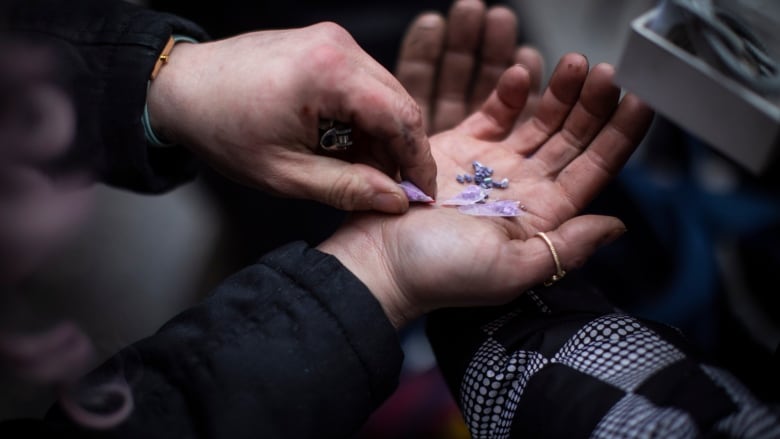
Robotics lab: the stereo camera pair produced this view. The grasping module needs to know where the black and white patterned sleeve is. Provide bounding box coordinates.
[426,275,780,439]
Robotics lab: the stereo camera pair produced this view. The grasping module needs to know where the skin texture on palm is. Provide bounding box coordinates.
[319,54,654,329]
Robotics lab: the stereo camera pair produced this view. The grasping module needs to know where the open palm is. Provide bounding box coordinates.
[320,54,654,328]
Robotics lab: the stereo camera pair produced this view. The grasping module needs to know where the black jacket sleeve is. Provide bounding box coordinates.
[427,274,780,438]
[2,2,405,437]
[10,242,403,438]
[2,0,210,193]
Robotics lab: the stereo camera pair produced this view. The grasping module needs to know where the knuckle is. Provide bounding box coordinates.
[392,99,424,153]
[305,25,354,75]
[311,21,353,45]
[400,99,424,131]
[308,44,346,74]
[327,170,367,210]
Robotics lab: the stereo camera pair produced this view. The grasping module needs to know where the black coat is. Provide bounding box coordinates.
[0,1,402,437]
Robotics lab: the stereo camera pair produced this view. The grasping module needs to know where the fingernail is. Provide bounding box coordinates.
[604,227,627,244]
[372,192,406,214]
[417,13,443,29]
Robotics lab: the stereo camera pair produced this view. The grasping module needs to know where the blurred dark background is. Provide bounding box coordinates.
[4,1,778,438]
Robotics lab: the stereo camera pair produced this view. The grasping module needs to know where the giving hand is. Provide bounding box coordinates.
[146,23,436,214]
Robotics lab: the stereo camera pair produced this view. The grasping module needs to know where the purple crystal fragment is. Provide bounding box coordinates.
[398,180,434,203]
[441,185,490,206]
[457,200,523,217]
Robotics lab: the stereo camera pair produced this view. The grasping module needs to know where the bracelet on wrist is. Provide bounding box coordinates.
[142,34,198,148]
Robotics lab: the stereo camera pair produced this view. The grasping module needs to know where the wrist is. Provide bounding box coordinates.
[317,231,416,330]
[144,35,199,147]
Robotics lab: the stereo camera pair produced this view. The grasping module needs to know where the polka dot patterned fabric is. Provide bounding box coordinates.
[440,282,780,438]
[461,338,546,438]
[553,314,686,391]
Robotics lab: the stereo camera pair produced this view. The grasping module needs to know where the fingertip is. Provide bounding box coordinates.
[516,45,542,61]
[399,132,437,198]
[592,62,615,75]
[484,5,518,38]
[612,93,656,139]
[620,93,655,116]
[581,216,628,248]
[588,63,618,93]
[496,64,531,109]
[575,52,590,65]
[372,191,409,214]
[449,0,487,30]
[424,145,438,194]
[542,52,591,109]
[557,52,590,72]
[603,220,628,245]
[402,169,437,203]
[507,63,532,79]
[454,0,486,9]
[486,4,517,20]
[515,46,544,91]
[463,64,531,138]
[412,12,446,30]
[360,169,413,213]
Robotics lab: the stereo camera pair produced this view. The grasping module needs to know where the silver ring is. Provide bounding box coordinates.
[319,119,352,151]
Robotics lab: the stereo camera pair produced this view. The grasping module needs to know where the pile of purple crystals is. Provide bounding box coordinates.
[455,161,509,190]
[398,161,523,218]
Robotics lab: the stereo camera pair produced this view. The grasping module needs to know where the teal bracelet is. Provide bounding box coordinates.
[142,34,199,148]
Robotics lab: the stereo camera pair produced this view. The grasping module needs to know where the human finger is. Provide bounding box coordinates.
[507,53,589,154]
[557,94,654,209]
[337,76,438,200]
[432,0,487,133]
[531,63,621,172]
[277,154,411,214]
[395,12,447,132]
[515,45,544,95]
[515,45,545,121]
[469,5,518,111]
[289,25,438,198]
[497,215,627,295]
[458,64,531,140]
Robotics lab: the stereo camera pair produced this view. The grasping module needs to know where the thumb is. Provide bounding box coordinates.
[290,156,411,213]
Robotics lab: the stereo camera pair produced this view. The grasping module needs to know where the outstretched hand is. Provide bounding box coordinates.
[146,23,436,214]
[319,54,654,328]
[395,0,544,134]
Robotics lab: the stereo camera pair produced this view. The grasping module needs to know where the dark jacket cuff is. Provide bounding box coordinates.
[260,241,405,406]
[4,0,210,192]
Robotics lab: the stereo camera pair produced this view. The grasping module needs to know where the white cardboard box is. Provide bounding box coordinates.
[615,7,780,175]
